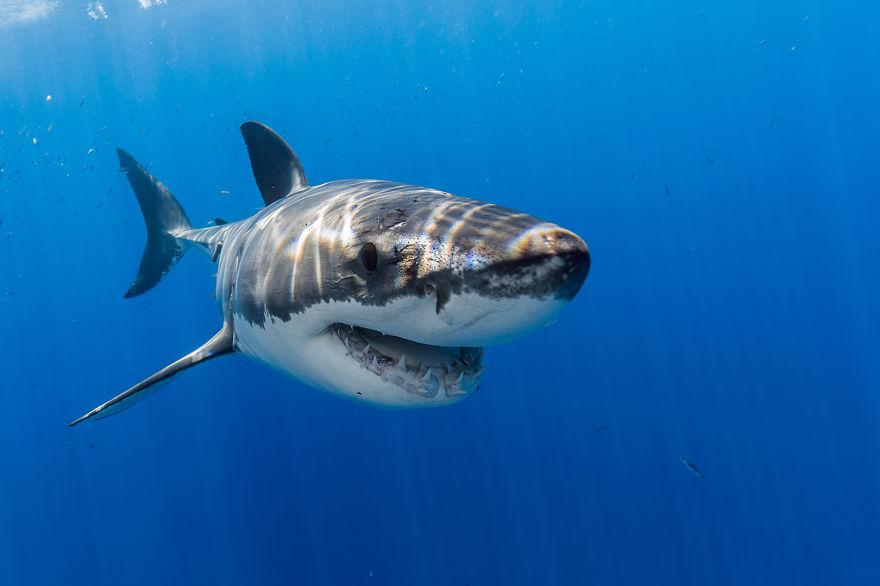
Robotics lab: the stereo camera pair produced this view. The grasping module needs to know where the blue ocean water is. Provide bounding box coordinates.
[2,1,879,584]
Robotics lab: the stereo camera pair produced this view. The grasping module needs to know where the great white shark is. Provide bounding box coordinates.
[70,122,590,425]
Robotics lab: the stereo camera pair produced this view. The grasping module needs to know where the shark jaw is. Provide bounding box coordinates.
[231,282,578,409]
[231,294,485,409]
[327,323,484,402]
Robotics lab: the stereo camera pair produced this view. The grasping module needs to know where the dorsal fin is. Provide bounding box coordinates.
[240,121,309,205]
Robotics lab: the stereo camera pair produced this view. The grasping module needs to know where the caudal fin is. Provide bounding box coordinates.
[117,148,192,298]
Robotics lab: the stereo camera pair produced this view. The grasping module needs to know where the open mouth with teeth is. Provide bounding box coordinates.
[328,323,485,399]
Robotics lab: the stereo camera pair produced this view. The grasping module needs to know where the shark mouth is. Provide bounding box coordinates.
[328,323,485,399]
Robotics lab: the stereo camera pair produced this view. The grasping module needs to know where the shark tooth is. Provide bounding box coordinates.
[398,354,407,370]
[364,343,371,355]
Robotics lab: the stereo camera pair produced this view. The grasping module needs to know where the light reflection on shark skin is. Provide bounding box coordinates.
[69,122,590,425]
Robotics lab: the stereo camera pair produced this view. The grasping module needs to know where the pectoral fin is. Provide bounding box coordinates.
[69,326,234,426]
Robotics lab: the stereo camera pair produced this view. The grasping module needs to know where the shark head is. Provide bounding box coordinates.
[230,179,590,408]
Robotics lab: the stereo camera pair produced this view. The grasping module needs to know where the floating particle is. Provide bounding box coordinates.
[679,456,705,478]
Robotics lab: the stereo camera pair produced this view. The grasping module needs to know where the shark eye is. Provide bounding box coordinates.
[360,242,378,271]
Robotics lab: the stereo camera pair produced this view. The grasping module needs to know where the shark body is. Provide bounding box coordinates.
[70,122,590,425]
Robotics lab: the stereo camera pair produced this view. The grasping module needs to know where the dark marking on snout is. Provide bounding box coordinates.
[466,251,589,302]
[430,280,453,313]
[556,248,591,300]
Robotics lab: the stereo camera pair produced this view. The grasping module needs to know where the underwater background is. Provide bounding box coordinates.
[2,1,879,584]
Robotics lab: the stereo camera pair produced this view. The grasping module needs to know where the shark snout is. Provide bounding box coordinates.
[544,229,590,300]
[505,227,590,301]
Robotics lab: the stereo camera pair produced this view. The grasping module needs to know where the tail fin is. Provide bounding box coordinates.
[117,148,192,298]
